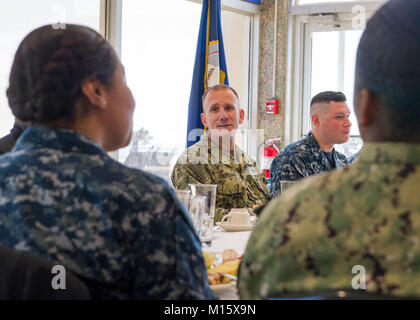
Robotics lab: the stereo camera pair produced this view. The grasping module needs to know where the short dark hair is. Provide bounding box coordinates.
[201,84,239,106]
[355,0,420,134]
[310,91,347,106]
[7,24,116,123]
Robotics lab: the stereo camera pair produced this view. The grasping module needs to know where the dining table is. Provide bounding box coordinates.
[203,228,252,300]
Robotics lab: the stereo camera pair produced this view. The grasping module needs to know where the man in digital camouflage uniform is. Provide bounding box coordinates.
[171,85,270,223]
[239,0,420,299]
[270,91,352,197]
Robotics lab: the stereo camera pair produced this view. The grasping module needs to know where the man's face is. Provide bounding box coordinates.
[201,89,245,137]
[318,101,352,144]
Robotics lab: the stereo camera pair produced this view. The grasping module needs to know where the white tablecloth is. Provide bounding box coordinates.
[205,229,252,255]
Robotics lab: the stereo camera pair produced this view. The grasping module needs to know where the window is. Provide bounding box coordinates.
[297,0,366,4]
[119,0,258,184]
[286,0,387,157]
[221,10,251,153]
[305,26,364,157]
[290,0,387,14]
[119,0,201,184]
[0,0,101,137]
[0,0,258,182]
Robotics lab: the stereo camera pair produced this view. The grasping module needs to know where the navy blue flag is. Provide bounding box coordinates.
[186,0,229,148]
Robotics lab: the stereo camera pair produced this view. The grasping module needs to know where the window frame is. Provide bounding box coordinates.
[104,0,260,160]
[285,0,386,145]
[100,0,122,56]
[99,0,122,160]
[189,0,261,159]
[221,0,260,160]
[289,0,386,15]
[0,0,103,138]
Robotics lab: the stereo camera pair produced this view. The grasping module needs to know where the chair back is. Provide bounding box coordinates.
[0,246,90,300]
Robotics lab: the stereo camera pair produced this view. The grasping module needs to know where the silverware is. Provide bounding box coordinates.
[219,272,238,281]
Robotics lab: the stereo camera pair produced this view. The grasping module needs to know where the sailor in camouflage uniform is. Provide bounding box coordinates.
[0,24,214,300]
[238,0,420,299]
[171,85,270,223]
[270,91,352,197]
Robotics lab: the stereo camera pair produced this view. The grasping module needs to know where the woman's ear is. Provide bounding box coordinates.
[80,78,107,110]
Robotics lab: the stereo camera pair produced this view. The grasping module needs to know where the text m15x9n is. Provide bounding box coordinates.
[208,304,256,315]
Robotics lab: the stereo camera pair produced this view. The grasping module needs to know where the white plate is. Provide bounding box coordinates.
[218,223,254,232]
[210,281,236,292]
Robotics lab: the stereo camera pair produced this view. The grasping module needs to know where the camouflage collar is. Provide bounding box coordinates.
[306,131,342,168]
[306,131,338,154]
[358,142,420,165]
[12,126,107,156]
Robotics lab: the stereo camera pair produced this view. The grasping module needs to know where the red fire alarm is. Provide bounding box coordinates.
[265,99,279,114]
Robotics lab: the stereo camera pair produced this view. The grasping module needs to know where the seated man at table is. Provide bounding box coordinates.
[171,85,270,222]
[238,0,420,299]
[270,91,351,197]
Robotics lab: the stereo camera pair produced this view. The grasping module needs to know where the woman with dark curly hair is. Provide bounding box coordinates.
[0,24,214,300]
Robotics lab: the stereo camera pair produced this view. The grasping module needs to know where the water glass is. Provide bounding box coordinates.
[175,189,191,212]
[189,184,217,246]
[188,195,206,236]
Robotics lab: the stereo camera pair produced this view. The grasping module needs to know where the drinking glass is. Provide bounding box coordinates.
[189,184,217,247]
[188,195,206,237]
[175,189,191,212]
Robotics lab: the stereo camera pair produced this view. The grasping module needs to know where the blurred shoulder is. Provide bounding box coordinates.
[261,165,356,222]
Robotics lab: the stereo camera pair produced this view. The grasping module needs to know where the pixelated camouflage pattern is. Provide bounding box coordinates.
[0,126,215,300]
[171,135,271,223]
[238,142,420,299]
[348,149,361,163]
[270,131,348,197]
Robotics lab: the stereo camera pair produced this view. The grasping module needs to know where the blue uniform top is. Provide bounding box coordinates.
[0,126,214,300]
[270,132,348,197]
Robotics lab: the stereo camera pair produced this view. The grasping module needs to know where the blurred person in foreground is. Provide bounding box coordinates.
[171,84,270,222]
[270,91,351,197]
[239,0,420,299]
[0,24,214,300]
